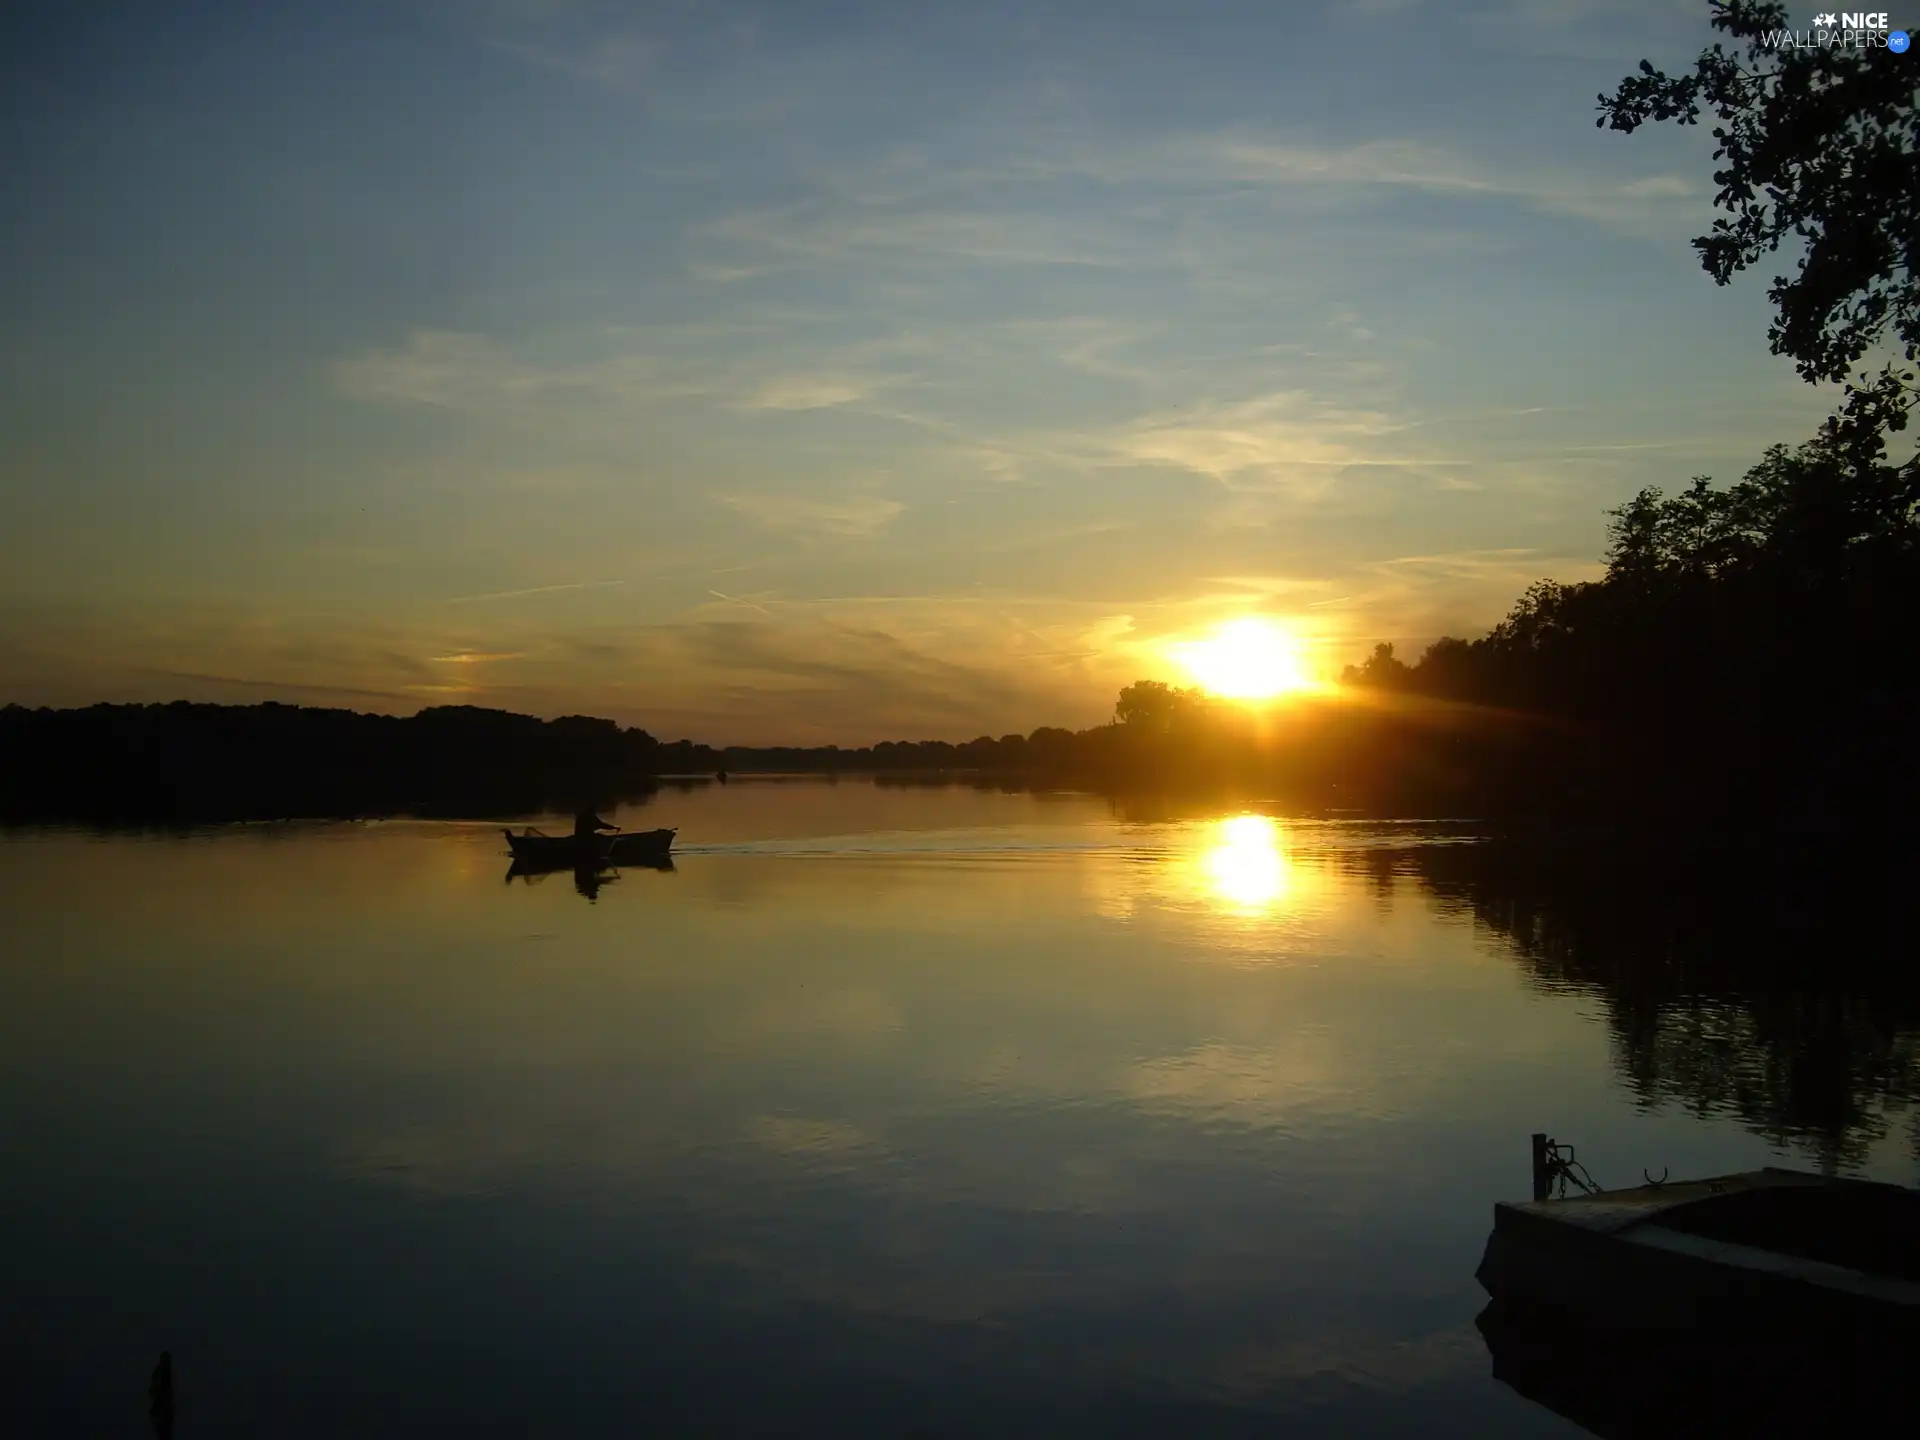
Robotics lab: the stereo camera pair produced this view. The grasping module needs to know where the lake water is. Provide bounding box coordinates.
[3,779,1914,1436]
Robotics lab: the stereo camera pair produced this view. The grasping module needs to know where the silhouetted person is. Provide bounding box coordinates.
[572,807,616,841]
[148,1351,173,1439]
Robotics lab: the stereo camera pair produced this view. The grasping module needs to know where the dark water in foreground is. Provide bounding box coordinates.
[3,780,1915,1436]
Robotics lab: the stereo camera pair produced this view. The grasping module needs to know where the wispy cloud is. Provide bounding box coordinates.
[732,374,877,411]
[719,492,905,538]
[698,204,1134,270]
[1310,546,1609,645]
[743,118,1703,258]
[707,589,777,618]
[336,329,712,414]
[1372,546,1559,577]
[1118,133,1701,234]
[135,670,419,704]
[488,33,657,89]
[686,262,770,284]
[1106,391,1423,493]
[443,580,629,604]
[338,329,900,426]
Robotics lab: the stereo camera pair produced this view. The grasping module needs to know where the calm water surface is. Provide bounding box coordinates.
[3,781,1914,1436]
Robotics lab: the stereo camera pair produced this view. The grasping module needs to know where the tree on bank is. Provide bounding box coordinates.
[1113,680,1207,734]
[1339,643,1412,691]
[1599,0,1918,441]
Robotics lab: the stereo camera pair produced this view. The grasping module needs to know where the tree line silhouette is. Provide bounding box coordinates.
[1338,396,1918,821]
[0,689,1527,822]
[0,702,718,822]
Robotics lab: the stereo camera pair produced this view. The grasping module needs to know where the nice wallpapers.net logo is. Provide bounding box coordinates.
[1762,11,1911,48]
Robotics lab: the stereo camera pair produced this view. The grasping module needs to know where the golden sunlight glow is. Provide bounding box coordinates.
[1172,617,1317,700]
[1200,814,1291,912]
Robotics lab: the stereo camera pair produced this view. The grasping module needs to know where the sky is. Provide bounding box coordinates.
[0,0,1848,744]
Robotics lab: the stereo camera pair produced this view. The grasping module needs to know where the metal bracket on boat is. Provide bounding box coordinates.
[1642,1167,1670,1188]
[1531,1132,1604,1200]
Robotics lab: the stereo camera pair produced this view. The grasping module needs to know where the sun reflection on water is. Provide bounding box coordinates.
[1199,814,1291,914]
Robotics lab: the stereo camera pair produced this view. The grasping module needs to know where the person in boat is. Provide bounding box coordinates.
[573,807,618,842]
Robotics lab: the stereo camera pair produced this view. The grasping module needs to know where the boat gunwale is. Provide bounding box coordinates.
[1491,1166,1844,1236]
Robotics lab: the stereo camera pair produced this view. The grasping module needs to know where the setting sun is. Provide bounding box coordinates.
[1172,618,1318,701]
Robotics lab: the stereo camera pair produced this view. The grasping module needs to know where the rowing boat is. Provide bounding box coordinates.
[1475,1165,1920,1333]
[501,827,677,867]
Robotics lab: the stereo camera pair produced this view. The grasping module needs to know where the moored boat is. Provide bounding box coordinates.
[1475,1151,1920,1335]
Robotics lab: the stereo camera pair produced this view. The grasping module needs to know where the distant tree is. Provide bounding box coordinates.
[1607,387,1919,589]
[1411,637,1478,698]
[1599,1,1918,433]
[1113,680,1204,733]
[1340,642,1413,689]
[1025,725,1076,763]
[0,701,716,822]
[1483,582,1587,657]
[958,735,1001,767]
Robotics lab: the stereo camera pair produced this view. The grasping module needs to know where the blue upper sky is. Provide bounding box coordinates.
[0,0,1848,741]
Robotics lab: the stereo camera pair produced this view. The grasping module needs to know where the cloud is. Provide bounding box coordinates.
[1174,135,1700,232]
[1201,574,1344,598]
[719,492,904,538]
[335,330,526,412]
[490,33,657,89]
[337,329,900,430]
[443,580,629,604]
[1618,174,1692,199]
[1301,546,1607,646]
[640,618,1063,740]
[733,374,875,411]
[1107,391,1420,493]
[947,125,1699,240]
[336,329,716,416]
[706,588,777,618]
[135,670,419,704]
[1371,546,1562,578]
[698,204,1133,270]
[686,262,769,284]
